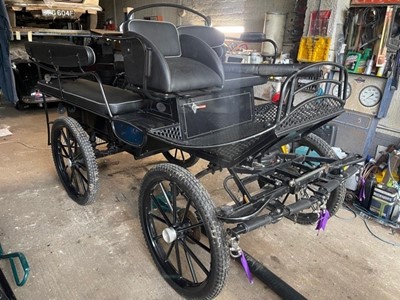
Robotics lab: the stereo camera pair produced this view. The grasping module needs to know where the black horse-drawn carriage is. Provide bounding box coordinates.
[25,4,361,299]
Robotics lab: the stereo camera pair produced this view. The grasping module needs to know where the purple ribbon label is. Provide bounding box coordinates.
[315,209,330,234]
[358,177,366,202]
[240,252,254,284]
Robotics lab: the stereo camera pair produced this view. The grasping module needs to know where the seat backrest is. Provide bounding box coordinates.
[122,20,224,93]
[177,25,225,58]
[25,41,96,68]
[126,20,181,57]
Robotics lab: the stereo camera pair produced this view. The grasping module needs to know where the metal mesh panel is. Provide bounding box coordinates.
[277,97,342,134]
[254,103,277,124]
[204,136,263,161]
[150,125,183,140]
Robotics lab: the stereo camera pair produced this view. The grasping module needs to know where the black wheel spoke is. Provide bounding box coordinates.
[73,150,83,161]
[180,198,192,225]
[71,168,80,193]
[180,240,209,276]
[162,149,199,168]
[150,195,172,226]
[186,234,210,253]
[63,129,73,157]
[170,182,178,224]
[184,245,198,283]
[178,222,203,233]
[60,129,68,145]
[75,167,88,184]
[70,167,76,185]
[165,241,175,261]
[175,241,183,277]
[148,212,168,225]
[179,149,186,162]
[75,160,88,171]
[59,152,69,159]
[59,142,70,158]
[76,169,88,193]
[74,170,83,195]
[159,182,173,212]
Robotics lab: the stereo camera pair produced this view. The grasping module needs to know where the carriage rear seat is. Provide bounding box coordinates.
[176,26,269,90]
[38,79,144,116]
[25,41,145,117]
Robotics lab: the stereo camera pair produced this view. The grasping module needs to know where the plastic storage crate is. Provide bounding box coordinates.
[297,36,331,62]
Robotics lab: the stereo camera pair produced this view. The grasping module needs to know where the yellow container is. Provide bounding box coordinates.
[297,36,331,62]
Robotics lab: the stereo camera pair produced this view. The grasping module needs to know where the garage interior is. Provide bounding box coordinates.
[1,0,400,299]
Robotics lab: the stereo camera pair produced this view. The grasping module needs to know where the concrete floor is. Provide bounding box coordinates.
[0,102,399,300]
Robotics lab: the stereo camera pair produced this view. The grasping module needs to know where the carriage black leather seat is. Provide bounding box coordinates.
[176,25,268,90]
[123,20,224,93]
[38,78,144,116]
[177,25,225,58]
[25,41,145,117]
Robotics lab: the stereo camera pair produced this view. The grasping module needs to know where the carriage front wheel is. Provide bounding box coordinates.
[139,163,228,299]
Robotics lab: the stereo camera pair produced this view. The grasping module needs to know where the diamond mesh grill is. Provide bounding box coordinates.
[204,136,263,161]
[254,103,277,124]
[277,97,342,134]
[150,125,182,140]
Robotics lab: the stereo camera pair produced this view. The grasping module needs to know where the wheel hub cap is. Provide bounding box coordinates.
[162,227,177,243]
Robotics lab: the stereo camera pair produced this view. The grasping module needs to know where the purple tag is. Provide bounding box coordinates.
[240,252,254,284]
[315,209,330,234]
[358,177,366,202]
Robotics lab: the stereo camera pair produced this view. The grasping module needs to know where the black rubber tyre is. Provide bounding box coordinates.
[162,149,199,168]
[51,117,99,205]
[139,163,228,300]
[289,133,346,224]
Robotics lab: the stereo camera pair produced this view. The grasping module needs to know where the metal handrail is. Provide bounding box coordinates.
[126,3,211,26]
[29,59,114,119]
[276,62,348,125]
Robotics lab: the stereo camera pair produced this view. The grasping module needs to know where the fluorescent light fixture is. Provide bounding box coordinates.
[215,26,244,34]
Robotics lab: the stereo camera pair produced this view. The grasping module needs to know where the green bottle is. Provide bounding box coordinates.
[356,48,372,74]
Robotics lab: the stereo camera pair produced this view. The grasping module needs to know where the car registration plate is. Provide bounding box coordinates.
[42,9,75,18]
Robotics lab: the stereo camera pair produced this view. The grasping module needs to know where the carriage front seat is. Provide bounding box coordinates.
[123,20,224,94]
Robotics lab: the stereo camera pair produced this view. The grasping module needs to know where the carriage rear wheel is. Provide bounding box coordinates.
[162,149,199,168]
[51,117,99,205]
[139,163,228,299]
